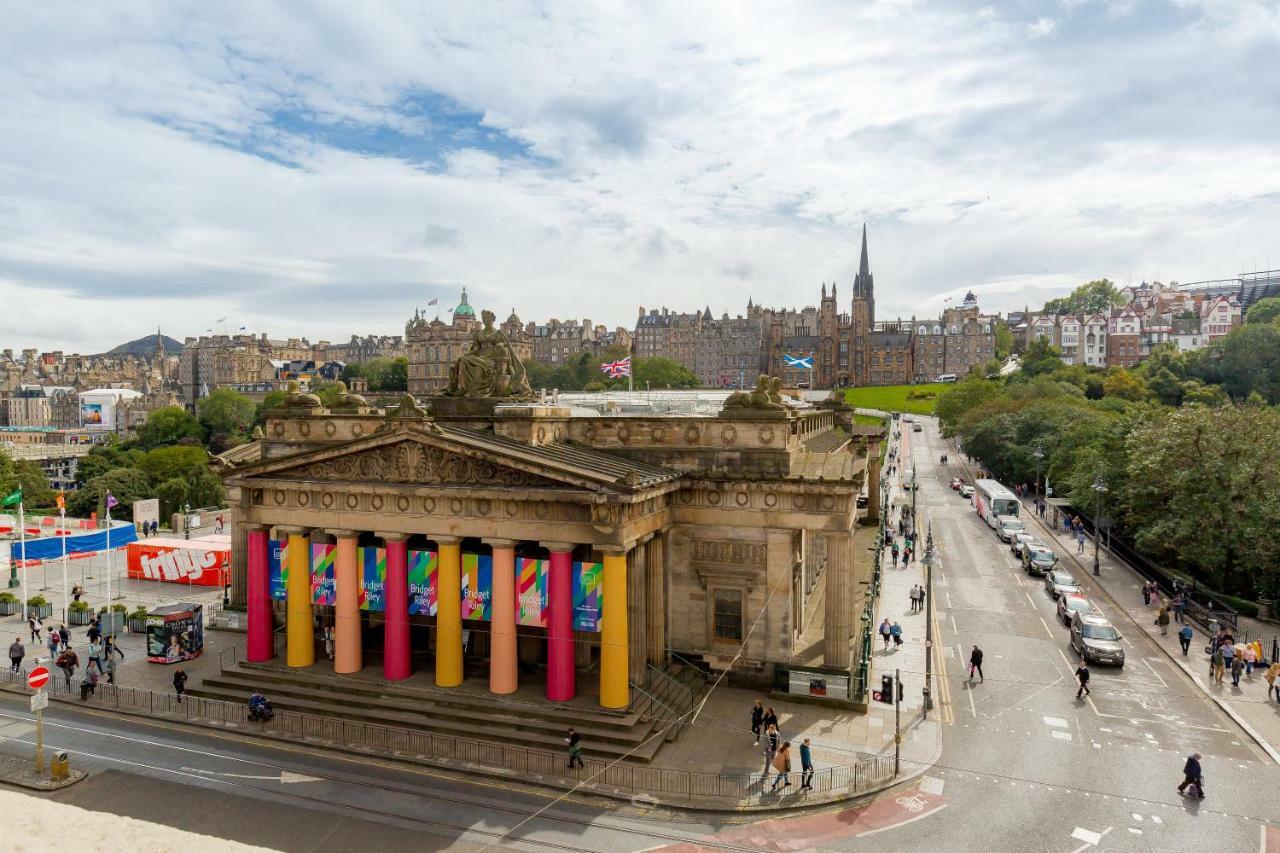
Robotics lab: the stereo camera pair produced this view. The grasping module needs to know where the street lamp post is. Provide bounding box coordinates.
[1033,447,1044,508]
[910,465,918,561]
[1092,474,1107,576]
[182,503,191,541]
[923,522,935,716]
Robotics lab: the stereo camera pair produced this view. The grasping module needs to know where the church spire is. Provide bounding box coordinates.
[853,223,873,300]
[858,223,870,279]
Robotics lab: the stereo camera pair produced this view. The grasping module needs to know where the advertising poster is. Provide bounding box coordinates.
[360,546,386,611]
[145,605,205,664]
[516,557,547,627]
[126,540,229,587]
[311,542,336,606]
[573,560,603,632]
[269,539,288,600]
[461,553,493,620]
[407,549,437,616]
[81,403,103,425]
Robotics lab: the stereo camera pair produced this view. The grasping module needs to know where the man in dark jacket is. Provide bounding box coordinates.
[1178,753,1204,797]
[1075,660,1091,699]
[969,646,984,682]
[8,638,23,673]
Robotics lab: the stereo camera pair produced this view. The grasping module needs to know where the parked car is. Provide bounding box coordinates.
[1057,592,1098,625]
[1044,569,1082,599]
[1022,545,1057,576]
[913,423,922,432]
[1010,532,1039,557]
[996,515,1026,542]
[959,484,974,498]
[1070,613,1125,667]
[950,477,964,491]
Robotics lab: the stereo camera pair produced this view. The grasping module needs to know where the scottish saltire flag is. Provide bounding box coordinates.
[600,356,632,378]
[784,354,814,369]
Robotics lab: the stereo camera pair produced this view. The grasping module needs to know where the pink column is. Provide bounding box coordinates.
[246,527,273,662]
[383,535,411,681]
[487,540,518,694]
[545,543,576,701]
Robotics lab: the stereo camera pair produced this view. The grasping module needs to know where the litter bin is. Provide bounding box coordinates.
[50,751,69,781]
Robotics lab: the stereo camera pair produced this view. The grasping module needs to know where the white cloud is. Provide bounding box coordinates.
[0,0,1278,352]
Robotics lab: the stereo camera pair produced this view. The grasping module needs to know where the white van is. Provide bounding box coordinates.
[936,374,958,383]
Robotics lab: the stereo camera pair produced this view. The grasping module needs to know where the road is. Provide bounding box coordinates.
[1,417,1278,851]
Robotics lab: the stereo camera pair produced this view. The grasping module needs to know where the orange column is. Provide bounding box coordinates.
[333,531,362,674]
[487,539,518,694]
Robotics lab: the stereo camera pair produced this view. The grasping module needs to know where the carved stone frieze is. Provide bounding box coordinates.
[691,538,767,567]
[280,441,563,489]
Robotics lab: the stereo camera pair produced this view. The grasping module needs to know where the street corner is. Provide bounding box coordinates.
[644,778,950,851]
[0,751,87,791]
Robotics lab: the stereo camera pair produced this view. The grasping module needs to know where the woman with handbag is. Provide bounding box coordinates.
[769,742,793,793]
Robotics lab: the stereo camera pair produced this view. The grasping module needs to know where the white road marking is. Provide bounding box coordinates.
[1071,827,1103,846]
[1127,827,1142,835]
[1024,592,1037,609]
[1051,731,1072,741]
[181,767,321,784]
[1039,616,1055,639]
[919,775,945,795]
[945,592,953,608]
[1150,815,1162,824]
[1043,716,1068,728]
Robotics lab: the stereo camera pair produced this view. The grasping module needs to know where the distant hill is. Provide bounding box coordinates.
[106,334,184,356]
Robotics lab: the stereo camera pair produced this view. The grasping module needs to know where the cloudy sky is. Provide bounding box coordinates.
[2,1,1278,353]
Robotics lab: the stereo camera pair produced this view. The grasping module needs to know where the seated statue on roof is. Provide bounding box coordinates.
[445,309,533,398]
[722,375,785,411]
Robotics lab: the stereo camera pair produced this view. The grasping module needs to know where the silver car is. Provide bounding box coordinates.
[996,516,1026,543]
[1071,613,1125,667]
[1044,569,1081,599]
[1010,532,1039,557]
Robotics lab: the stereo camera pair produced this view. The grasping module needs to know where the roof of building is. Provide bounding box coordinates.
[802,429,850,454]
[787,452,859,482]
[454,287,475,317]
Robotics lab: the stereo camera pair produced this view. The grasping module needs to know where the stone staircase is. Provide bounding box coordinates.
[189,664,666,763]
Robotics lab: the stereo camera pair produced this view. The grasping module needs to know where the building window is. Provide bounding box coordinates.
[713,589,744,642]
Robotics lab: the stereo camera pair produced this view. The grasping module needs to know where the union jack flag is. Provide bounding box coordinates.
[600,356,632,378]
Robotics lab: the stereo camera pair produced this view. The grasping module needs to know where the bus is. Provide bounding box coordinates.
[973,479,1019,528]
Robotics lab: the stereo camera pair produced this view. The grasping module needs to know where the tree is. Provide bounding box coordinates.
[934,376,1001,433]
[137,446,209,485]
[134,406,204,450]
[75,442,143,486]
[0,449,55,508]
[1041,279,1125,316]
[254,390,286,427]
[69,468,153,520]
[993,319,1014,360]
[1194,323,1280,404]
[1017,337,1063,378]
[197,387,256,438]
[1245,296,1280,325]
[155,476,190,519]
[1102,368,1150,402]
[632,357,699,389]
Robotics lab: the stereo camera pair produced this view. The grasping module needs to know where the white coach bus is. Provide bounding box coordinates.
[973,479,1019,528]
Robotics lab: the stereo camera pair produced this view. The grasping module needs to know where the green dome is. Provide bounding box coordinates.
[454,287,475,317]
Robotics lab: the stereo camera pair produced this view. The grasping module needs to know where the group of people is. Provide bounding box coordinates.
[878,618,904,652]
[137,519,161,537]
[1208,629,1269,689]
[907,584,927,613]
[19,614,125,696]
[750,700,815,793]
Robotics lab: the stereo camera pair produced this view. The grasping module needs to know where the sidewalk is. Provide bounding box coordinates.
[1018,496,1280,766]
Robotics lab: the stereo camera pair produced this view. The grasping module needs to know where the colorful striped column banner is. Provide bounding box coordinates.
[407,549,437,616]
[516,557,547,627]
[311,542,336,606]
[573,560,603,632]
[269,539,288,600]
[461,553,493,620]
[360,546,387,611]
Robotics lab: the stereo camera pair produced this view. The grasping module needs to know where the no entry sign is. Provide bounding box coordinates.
[27,666,50,690]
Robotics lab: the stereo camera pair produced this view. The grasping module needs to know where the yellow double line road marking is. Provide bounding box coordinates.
[931,602,955,723]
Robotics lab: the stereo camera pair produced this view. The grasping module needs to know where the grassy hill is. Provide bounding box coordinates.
[106,334,184,356]
[843,383,947,415]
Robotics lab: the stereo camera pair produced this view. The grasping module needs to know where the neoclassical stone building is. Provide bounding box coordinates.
[219,381,875,710]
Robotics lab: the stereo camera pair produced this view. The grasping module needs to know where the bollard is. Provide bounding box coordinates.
[50,751,69,781]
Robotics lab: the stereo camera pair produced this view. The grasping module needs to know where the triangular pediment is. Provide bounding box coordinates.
[234,423,622,492]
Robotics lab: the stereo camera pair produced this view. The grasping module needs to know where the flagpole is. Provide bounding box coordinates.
[61,504,68,626]
[105,498,112,638]
[19,500,27,620]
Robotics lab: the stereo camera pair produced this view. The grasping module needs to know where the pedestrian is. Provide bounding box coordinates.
[323,625,335,662]
[565,727,584,769]
[1230,654,1244,687]
[1178,624,1193,656]
[769,741,792,793]
[1221,640,1236,675]
[799,738,814,790]
[761,724,780,781]
[891,542,900,564]
[1075,659,1091,699]
[762,705,779,736]
[103,652,117,686]
[8,637,23,673]
[1076,529,1086,555]
[1172,592,1184,623]
[150,519,158,537]
[1210,645,1225,685]
[890,621,903,650]
[87,637,104,674]
[879,619,892,651]
[59,623,69,651]
[1243,643,1257,678]
[917,585,926,613]
[969,645,984,682]
[173,668,188,699]
[28,614,42,644]
[1157,605,1170,636]
[80,660,100,700]
[1177,753,1205,798]
[901,548,910,567]
[1142,582,1151,606]
[86,619,101,644]
[71,584,84,603]
[56,644,79,690]
[751,699,764,745]
[45,630,59,662]
[909,585,920,613]
[1265,663,1280,702]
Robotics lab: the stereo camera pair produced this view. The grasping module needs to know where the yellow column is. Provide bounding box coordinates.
[435,536,463,687]
[332,532,361,674]
[285,529,314,668]
[599,547,629,709]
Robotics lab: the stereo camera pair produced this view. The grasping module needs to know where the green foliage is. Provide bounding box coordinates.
[1192,323,1280,404]
[993,319,1014,360]
[842,383,951,415]
[342,357,408,391]
[0,448,55,508]
[75,441,142,486]
[1017,337,1063,378]
[69,467,153,520]
[935,377,1000,432]
[197,387,255,440]
[1101,368,1150,401]
[68,600,90,613]
[632,357,699,389]
[524,349,696,392]
[1041,279,1125,316]
[1244,296,1280,325]
[26,595,48,607]
[135,406,204,450]
[155,476,191,519]
[254,390,286,427]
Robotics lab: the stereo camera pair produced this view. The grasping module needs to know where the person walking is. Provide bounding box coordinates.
[1157,605,1170,636]
[1210,645,1226,685]
[761,724,780,783]
[103,652,117,686]
[1141,582,1152,606]
[1075,529,1086,555]
[769,741,792,793]
[1243,643,1257,678]
[28,614,42,644]
[1230,654,1244,687]
[59,623,70,651]
[1177,753,1204,798]
[87,638,104,675]
[880,619,892,651]
[56,644,79,690]
[902,547,911,567]
[891,542,900,565]
[1075,659,1091,700]
[969,645,984,682]
[565,728,585,769]
[8,637,24,673]
[1265,662,1280,702]
[1221,640,1236,677]
[890,621,903,651]
[1178,623,1193,656]
[173,668,188,700]
[799,738,814,791]
[71,584,84,604]
[45,629,59,662]
[1172,591,1185,623]
[751,699,765,746]
[762,706,779,737]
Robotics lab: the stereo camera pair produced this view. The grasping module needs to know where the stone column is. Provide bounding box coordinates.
[331,530,361,674]
[380,533,411,681]
[486,538,518,695]
[627,539,648,689]
[545,542,576,702]
[435,536,463,688]
[645,533,667,669]
[245,526,272,662]
[282,527,314,668]
[231,517,249,607]
[823,530,854,668]
[867,436,883,519]
[599,546,629,709]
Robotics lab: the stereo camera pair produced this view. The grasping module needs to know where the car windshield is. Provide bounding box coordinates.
[1082,625,1119,640]
[1066,598,1091,611]
[1003,520,1024,531]
[1052,572,1077,586]
[1032,551,1055,563]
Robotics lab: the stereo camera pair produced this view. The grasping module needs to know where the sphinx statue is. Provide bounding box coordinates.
[281,380,322,410]
[722,375,786,411]
[445,309,533,398]
[327,380,369,412]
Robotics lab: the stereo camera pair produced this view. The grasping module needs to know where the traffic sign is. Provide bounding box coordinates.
[27,666,50,690]
[30,692,48,712]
